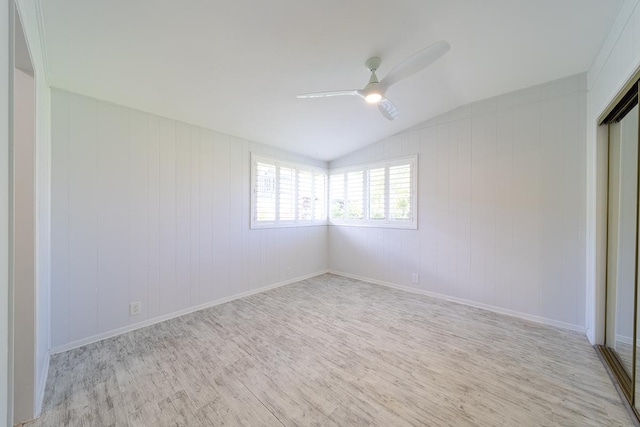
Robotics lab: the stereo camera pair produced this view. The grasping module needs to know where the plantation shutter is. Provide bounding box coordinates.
[251,154,328,228]
[330,173,345,220]
[255,161,276,222]
[298,170,313,221]
[389,163,412,221]
[347,171,364,219]
[368,167,386,220]
[313,173,326,220]
[279,166,296,221]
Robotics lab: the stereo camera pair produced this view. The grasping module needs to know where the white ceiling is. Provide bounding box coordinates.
[41,0,623,161]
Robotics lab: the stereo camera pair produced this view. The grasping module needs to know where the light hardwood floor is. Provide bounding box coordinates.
[27,274,633,426]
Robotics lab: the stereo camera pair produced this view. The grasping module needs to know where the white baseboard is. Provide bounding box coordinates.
[328,270,586,334]
[35,352,49,416]
[50,270,328,355]
[614,334,640,347]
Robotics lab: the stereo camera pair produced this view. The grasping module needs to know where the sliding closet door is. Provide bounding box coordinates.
[597,74,640,421]
[607,104,639,390]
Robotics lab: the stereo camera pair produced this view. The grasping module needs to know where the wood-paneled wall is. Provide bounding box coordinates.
[50,89,328,351]
[329,74,588,330]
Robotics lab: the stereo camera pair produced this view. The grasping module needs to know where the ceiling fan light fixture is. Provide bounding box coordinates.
[365,93,383,104]
[296,40,451,121]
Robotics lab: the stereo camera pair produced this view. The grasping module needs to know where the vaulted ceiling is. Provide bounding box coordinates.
[41,0,623,160]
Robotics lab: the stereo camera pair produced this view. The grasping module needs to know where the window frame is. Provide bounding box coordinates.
[329,155,418,229]
[250,153,328,229]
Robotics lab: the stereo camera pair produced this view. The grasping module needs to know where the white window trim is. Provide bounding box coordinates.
[251,153,328,229]
[329,155,418,229]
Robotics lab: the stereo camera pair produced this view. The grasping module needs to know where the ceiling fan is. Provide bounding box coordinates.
[297,40,451,121]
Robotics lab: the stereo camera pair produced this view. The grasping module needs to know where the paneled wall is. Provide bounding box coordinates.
[329,74,587,330]
[50,89,328,351]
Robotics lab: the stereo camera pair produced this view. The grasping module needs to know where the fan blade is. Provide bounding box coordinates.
[380,40,450,89]
[378,98,398,121]
[296,90,361,99]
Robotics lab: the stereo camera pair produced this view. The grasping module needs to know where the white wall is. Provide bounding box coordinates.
[50,89,328,352]
[1,1,11,425]
[329,74,587,331]
[587,0,640,343]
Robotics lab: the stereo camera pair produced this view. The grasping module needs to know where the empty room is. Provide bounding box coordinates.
[6,0,640,425]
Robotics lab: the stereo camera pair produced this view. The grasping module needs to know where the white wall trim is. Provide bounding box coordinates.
[50,270,328,355]
[34,353,48,415]
[329,270,587,334]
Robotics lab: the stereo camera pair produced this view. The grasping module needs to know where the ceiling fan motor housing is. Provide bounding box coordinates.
[364,58,385,103]
[365,56,382,72]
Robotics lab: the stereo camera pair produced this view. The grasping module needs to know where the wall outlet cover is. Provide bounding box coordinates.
[129,301,141,316]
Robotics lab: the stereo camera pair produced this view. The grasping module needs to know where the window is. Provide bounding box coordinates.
[251,154,328,228]
[328,155,417,228]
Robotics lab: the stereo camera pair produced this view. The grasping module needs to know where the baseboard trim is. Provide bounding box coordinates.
[50,270,329,355]
[328,270,586,334]
[614,334,640,347]
[34,352,49,416]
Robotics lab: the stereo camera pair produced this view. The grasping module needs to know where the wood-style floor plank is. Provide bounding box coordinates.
[26,274,633,426]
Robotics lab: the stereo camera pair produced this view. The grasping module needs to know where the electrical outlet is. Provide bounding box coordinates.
[129,301,141,316]
[412,273,419,284]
